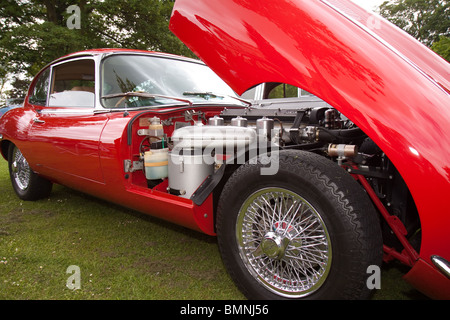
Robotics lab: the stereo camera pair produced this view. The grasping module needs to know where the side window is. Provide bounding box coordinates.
[242,82,317,100]
[300,89,314,96]
[49,59,95,108]
[266,83,299,99]
[29,68,50,106]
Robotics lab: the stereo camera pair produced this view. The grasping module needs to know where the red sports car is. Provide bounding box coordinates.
[1,0,449,299]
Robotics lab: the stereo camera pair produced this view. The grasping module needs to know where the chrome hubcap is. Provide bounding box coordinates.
[260,231,289,259]
[11,148,31,191]
[236,187,332,298]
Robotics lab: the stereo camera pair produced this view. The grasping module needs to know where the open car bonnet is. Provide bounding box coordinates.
[170,0,450,262]
[170,0,449,95]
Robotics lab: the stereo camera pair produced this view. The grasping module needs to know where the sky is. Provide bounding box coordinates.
[350,0,386,12]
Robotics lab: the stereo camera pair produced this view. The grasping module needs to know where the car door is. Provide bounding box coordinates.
[28,57,108,184]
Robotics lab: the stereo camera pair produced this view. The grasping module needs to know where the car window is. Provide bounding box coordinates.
[101,54,239,109]
[267,83,299,99]
[29,68,50,106]
[49,59,95,108]
[240,82,316,100]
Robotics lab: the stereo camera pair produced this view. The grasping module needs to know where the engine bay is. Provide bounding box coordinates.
[126,103,419,247]
[130,105,370,193]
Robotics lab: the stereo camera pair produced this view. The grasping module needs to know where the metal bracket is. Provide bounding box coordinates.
[190,164,226,206]
[124,159,143,173]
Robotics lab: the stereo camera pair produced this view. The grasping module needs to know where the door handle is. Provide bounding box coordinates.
[33,118,45,124]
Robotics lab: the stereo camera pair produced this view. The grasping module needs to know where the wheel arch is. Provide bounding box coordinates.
[215,148,383,299]
[0,139,12,161]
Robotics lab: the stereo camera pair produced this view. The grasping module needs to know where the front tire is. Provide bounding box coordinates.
[8,144,52,201]
[216,150,382,300]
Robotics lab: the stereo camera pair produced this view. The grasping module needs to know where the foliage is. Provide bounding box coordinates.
[379,0,450,60]
[0,0,194,99]
[432,35,450,61]
[90,0,191,54]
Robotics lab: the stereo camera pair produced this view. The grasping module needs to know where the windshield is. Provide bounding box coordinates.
[101,54,241,108]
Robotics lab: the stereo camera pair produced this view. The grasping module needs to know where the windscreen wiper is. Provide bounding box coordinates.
[102,91,193,107]
[183,91,252,106]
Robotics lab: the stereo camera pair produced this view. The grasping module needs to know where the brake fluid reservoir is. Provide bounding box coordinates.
[149,117,164,138]
[144,148,169,180]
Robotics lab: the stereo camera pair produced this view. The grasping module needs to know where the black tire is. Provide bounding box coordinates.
[216,150,382,300]
[8,144,52,201]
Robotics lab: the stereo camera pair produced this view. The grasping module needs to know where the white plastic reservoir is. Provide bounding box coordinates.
[144,148,169,180]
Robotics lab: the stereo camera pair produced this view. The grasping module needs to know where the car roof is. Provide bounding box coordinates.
[53,48,202,65]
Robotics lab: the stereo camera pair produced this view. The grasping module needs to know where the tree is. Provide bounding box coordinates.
[0,0,194,98]
[379,0,449,61]
[432,35,450,61]
[89,0,192,54]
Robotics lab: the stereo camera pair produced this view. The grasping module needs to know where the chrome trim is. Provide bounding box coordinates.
[93,101,245,114]
[0,134,3,141]
[431,255,450,279]
[37,109,95,115]
[33,118,45,123]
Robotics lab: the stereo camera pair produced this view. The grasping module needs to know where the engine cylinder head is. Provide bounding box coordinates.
[208,115,224,126]
[231,116,248,127]
[256,117,274,139]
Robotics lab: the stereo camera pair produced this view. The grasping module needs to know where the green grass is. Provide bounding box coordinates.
[0,159,428,300]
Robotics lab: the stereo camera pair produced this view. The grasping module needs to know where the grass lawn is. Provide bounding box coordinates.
[0,159,428,300]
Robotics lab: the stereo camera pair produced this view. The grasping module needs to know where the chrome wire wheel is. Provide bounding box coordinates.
[236,187,332,298]
[11,147,31,191]
[8,144,53,201]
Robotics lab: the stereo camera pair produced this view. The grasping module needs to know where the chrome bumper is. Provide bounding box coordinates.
[431,255,450,279]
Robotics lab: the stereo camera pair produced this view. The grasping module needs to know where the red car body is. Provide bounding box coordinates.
[0,49,224,235]
[169,0,450,298]
[0,0,448,300]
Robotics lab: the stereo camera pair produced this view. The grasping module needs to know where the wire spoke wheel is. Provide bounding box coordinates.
[217,150,382,299]
[236,187,332,298]
[11,147,31,191]
[8,144,52,201]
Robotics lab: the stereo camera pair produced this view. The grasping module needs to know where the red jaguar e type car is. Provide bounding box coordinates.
[0,0,449,299]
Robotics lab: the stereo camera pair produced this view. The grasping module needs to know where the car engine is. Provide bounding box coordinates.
[138,105,372,198]
[133,104,418,240]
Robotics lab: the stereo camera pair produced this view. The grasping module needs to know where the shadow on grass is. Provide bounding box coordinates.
[372,262,429,300]
[49,183,217,244]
